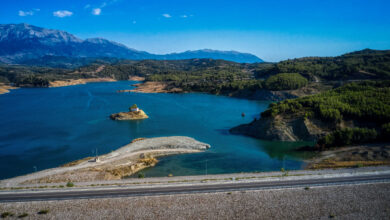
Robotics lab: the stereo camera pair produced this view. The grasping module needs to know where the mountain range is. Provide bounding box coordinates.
[0,23,263,66]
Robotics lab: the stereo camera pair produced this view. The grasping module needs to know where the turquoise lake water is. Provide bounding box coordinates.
[0,81,311,180]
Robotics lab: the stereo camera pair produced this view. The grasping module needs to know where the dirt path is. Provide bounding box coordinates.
[95,65,105,73]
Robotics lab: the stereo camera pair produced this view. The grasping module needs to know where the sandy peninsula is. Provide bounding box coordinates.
[0,136,210,186]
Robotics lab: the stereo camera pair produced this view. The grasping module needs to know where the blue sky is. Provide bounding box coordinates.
[1,0,390,61]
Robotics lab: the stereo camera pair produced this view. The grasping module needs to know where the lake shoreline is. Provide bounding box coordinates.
[0,78,118,96]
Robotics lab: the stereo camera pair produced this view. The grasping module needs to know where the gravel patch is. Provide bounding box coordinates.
[1,182,389,219]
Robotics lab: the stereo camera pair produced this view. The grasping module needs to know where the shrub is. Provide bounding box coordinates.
[381,123,390,140]
[138,172,145,178]
[18,213,28,218]
[66,182,74,187]
[1,212,14,218]
[356,163,364,168]
[37,210,49,215]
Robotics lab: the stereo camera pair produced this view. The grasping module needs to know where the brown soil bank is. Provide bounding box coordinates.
[119,81,183,93]
[49,78,116,87]
[0,137,210,186]
[0,84,18,95]
[306,144,390,169]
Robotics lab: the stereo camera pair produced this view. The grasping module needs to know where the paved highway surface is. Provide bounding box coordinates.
[1,174,389,202]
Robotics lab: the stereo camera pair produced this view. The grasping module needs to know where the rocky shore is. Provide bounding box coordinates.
[0,136,210,186]
[230,114,328,142]
[110,105,149,120]
[110,109,149,120]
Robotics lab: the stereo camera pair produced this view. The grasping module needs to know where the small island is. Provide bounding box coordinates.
[110,104,149,120]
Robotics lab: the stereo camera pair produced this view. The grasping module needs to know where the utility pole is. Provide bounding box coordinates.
[205,159,208,176]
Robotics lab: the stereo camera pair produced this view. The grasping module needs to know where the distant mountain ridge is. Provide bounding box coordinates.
[0,23,263,65]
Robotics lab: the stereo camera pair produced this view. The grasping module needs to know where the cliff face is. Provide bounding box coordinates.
[230,114,330,142]
[229,89,299,101]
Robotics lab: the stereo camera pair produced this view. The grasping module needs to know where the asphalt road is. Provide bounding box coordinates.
[1,174,389,202]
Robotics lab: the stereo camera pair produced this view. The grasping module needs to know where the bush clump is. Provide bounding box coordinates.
[1,212,14,218]
[18,213,28,218]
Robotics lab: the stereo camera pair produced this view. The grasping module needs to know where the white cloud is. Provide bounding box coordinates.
[162,13,171,18]
[84,4,91,9]
[181,15,188,18]
[53,10,73,18]
[18,10,34,16]
[92,8,101,15]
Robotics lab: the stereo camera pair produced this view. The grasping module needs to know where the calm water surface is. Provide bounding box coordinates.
[0,81,311,179]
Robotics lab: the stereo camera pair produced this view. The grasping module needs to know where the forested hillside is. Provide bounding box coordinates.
[1,49,390,95]
[255,49,390,80]
[232,81,390,148]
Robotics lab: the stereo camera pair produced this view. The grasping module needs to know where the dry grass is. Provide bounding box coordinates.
[131,138,146,143]
[308,159,390,169]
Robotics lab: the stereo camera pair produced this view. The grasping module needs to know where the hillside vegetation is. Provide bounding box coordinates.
[255,49,390,80]
[248,81,390,148]
[264,73,308,91]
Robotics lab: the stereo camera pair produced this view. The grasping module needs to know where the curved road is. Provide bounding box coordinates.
[1,174,390,202]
